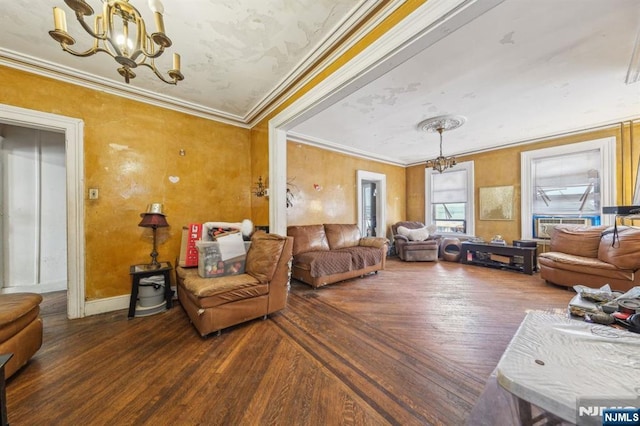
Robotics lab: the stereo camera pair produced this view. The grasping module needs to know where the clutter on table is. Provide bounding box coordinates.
[568,284,640,333]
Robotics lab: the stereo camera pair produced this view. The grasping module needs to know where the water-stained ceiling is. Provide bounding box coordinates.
[1,0,639,165]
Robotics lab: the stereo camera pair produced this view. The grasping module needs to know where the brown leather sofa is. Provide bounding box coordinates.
[391,221,440,261]
[539,225,640,292]
[176,231,293,337]
[287,223,388,289]
[0,293,43,378]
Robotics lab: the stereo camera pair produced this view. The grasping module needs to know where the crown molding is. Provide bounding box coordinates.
[287,131,406,167]
[0,49,251,129]
[0,1,404,130]
[245,0,406,126]
[405,117,640,167]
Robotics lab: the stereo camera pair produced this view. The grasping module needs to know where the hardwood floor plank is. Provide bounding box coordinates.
[4,258,574,425]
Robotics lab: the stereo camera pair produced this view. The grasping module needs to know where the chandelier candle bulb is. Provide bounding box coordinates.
[153,12,165,35]
[148,0,164,14]
[53,7,67,33]
[173,53,180,71]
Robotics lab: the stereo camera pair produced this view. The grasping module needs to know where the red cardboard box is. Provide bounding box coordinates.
[178,223,203,267]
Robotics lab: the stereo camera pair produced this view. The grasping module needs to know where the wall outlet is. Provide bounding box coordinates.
[89,188,99,200]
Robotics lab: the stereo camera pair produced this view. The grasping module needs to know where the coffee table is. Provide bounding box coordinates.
[496,312,640,424]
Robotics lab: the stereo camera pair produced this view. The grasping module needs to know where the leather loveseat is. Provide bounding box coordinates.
[286,224,388,289]
[176,231,293,337]
[539,225,640,292]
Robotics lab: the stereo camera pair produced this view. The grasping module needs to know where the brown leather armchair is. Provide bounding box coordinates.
[176,231,293,337]
[392,221,440,262]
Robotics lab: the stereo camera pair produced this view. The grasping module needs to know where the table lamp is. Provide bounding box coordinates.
[138,203,169,269]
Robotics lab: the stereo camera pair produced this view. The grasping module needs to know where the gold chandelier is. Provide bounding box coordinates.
[419,115,465,173]
[49,0,184,85]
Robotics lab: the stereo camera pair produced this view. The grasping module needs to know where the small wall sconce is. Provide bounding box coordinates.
[254,176,268,197]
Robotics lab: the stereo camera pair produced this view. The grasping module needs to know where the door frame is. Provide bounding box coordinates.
[266,0,502,236]
[357,170,387,238]
[0,103,85,319]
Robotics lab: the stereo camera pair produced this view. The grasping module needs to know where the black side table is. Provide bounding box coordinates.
[128,262,173,318]
[1,353,12,426]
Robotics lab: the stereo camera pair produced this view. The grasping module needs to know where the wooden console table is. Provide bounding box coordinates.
[460,241,537,275]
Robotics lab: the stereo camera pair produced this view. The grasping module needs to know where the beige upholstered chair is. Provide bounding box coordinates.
[392,221,440,262]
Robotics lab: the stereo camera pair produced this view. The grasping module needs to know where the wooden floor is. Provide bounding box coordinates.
[5,258,573,425]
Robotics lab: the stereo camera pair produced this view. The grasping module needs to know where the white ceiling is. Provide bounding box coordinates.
[1,0,640,166]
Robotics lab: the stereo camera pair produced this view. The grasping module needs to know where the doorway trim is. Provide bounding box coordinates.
[357,170,387,238]
[0,103,85,319]
[267,0,502,235]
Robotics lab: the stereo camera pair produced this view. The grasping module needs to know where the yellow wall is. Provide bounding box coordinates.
[407,122,640,244]
[3,0,637,303]
[0,0,426,303]
[286,142,405,236]
[248,0,427,232]
[250,121,270,227]
[0,66,252,300]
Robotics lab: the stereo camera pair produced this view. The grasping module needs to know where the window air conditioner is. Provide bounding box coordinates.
[535,217,592,239]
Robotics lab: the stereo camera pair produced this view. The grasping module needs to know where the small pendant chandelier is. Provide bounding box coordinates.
[48,0,184,85]
[419,115,465,173]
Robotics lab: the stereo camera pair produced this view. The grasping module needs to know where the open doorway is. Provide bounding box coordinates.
[357,170,386,238]
[0,104,85,319]
[0,124,67,294]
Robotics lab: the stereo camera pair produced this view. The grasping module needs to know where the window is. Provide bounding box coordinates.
[425,161,474,236]
[521,138,616,239]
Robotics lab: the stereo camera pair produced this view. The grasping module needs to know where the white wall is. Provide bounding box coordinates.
[1,124,66,292]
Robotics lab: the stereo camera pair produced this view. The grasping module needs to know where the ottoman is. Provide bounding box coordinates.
[0,293,43,378]
[441,237,462,262]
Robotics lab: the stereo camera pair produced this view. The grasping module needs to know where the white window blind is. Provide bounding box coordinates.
[520,137,615,240]
[532,149,600,214]
[431,169,468,203]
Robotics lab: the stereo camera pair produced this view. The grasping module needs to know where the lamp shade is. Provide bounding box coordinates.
[138,213,169,228]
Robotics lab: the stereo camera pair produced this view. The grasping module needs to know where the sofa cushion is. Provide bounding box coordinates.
[178,267,263,299]
[397,225,430,241]
[324,224,361,250]
[539,252,635,281]
[0,293,42,343]
[359,237,388,248]
[598,226,640,270]
[293,250,352,278]
[245,231,287,283]
[337,246,383,269]
[287,225,330,256]
[549,225,607,258]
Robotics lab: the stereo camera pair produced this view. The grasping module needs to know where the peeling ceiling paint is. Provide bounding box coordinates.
[1,0,639,166]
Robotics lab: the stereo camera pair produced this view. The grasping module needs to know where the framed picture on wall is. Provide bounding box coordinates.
[479,185,514,220]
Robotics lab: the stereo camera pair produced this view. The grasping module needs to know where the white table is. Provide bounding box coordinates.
[496,312,640,424]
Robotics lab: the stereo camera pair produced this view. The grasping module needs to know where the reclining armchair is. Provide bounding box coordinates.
[392,221,440,262]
